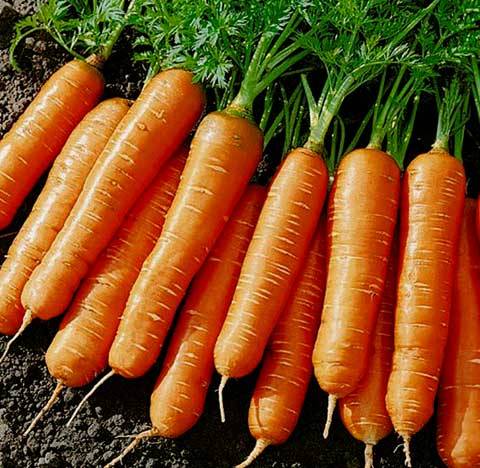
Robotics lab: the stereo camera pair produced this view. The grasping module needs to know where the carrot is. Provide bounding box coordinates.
[0,98,130,340]
[339,239,397,468]
[214,147,327,381]
[20,69,205,324]
[104,185,266,468]
[22,147,187,435]
[0,57,104,229]
[313,147,400,435]
[386,148,465,465]
[236,216,327,468]
[108,111,263,379]
[104,1,309,383]
[436,198,480,468]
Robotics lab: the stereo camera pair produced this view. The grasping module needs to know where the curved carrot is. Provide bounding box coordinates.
[0,97,130,336]
[0,57,104,228]
[437,198,480,468]
[386,148,465,465]
[104,185,266,468]
[313,147,400,436]
[339,239,397,468]
[237,217,327,468]
[215,148,327,386]
[21,69,205,322]
[108,110,263,379]
[23,148,187,435]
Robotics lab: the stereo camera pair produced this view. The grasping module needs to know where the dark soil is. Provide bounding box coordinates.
[0,2,450,467]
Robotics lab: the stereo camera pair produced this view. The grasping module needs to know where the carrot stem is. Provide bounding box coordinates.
[235,439,270,468]
[66,369,115,427]
[218,375,228,423]
[23,381,64,436]
[323,394,337,439]
[0,309,33,364]
[104,428,157,468]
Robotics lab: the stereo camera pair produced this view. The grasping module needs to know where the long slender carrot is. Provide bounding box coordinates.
[313,147,400,435]
[215,148,327,383]
[339,239,397,468]
[108,111,263,379]
[0,98,130,339]
[0,57,104,228]
[386,148,465,465]
[20,69,205,323]
[104,185,266,468]
[436,198,480,468]
[236,217,327,468]
[22,148,187,435]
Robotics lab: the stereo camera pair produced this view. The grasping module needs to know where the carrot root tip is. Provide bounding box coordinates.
[235,439,270,468]
[323,394,337,439]
[23,381,64,436]
[402,435,412,468]
[104,428,157,468]
[218,375,229,423]
[0,309,33,364]
[66,369,115,427]
[364,443,374,468]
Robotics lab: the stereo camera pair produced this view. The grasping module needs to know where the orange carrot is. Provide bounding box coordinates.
[0,57,104,228]
[436,198,480,468]
[0,98,130,338]
[108,111,263,379]
[386,148,465,466]
[104,184,266,468]
[22,147,187,435]
[20,69,205,324]
[339,238,397,468]
[214,148,327,412]
[237,217,327,468]
[313,148,400,436]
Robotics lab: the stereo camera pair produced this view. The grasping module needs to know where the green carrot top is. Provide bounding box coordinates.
[9,0,136,70]
[300,0,440,174]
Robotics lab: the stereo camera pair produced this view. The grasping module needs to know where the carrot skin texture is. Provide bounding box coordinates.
[21,70,205,321]
[109,111,263,378]
[248,217,327,446]
[215,147,328,379]
[0,60,104,229]
[313,148,400,398]
[386,149,465,438]
[150,185,266,437]
[437,199,480,468]
[45,149,187,388]
[339,240,396,447]
[0,98,130,335]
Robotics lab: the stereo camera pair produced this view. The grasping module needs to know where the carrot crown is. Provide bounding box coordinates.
[300,0,440,174]
[9,0,134,70]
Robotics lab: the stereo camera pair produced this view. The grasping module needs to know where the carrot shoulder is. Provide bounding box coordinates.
[437,198,480,468]
[214,147,328,381]
[108,110,263,379]
[386,149,465,459]
[21,69,205,321]
[0,97,129,335]
[45,147,187,388]
[0,59,104,228]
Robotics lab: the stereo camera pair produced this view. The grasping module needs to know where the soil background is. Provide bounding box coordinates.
[0,1,468,467]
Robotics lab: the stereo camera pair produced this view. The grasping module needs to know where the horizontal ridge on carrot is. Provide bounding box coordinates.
[22,147,187,435]
[0,98,130,339]
[108,0,310,381]
[436,198,480,467]
[237,216,327,468]
[104,185,266,467]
